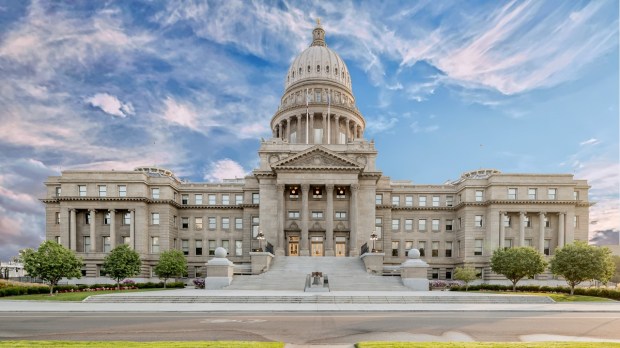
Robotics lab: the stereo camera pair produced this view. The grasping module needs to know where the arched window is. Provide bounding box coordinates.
[292,71,295,78]
[307,65,311,73]
[341,71,344,78]
[299,67,302,75]
[317,65,320,72]
[335,68,338,75]
[326,66,329,73]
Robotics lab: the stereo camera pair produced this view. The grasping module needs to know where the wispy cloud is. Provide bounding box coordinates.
[203,159,248,182]
[365,116,398,133]
[411,121,439,133]
[86,93,134,118]
[579,138,600,146]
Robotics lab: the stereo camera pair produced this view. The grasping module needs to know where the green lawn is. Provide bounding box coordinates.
[0,342,283,348]
[0,288,176,301]
[357,343,620,348]
[469,291,614,302]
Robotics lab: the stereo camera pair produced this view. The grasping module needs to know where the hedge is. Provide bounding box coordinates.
[0,281,185,297]
[450,283,620,300]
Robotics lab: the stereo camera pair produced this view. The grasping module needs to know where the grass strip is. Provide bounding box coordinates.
[0,288,176,302]
[0,341,284,348]
[469,291,613,302]
[357,343,620,348]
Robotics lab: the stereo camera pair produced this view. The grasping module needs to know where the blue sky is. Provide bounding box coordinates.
[0,0,618,260]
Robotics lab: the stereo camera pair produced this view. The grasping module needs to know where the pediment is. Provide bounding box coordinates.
[271,146,363,171]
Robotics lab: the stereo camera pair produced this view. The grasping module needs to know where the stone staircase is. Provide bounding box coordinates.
[225,256,408,291]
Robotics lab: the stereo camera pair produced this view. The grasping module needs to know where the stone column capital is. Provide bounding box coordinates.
[89,208,96,212]
[326,184,334,190]
[539,211,546,216]
[276,184,285,192]
[301,183,310,191]
[69,208,76,212]
[108,209,116,213]
[350,184,359,191]
[519,211,526,216]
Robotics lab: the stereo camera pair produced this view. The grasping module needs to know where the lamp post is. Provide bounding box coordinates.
[257,230,265,252]
[370,232,378,253]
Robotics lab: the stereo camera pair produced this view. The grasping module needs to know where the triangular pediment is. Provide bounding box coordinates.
[271,146,363,171]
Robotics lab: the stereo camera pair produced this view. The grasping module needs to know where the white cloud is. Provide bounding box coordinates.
[411,121,439,133]
[365,116,398,133]
[575,161,620,238]
[203,159,248,182]
[579,138,600,146]
[162,97,199,130]
[86,93,134,117]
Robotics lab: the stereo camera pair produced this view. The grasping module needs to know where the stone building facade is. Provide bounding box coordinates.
[42,23,591,280]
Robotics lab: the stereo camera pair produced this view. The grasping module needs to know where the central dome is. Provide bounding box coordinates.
[284,22,352,93]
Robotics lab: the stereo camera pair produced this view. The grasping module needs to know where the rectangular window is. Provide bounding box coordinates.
[311,211,324,219]
[503,215,511,227]
[195,217,203,230]
[404,219,413,231]
[252,193,260,204]
[151,188,160,199]
[181,194,189,205]
[405,241,413,252]
[123,236,130,245]
[118,185,126,197]
[392,196,400,206]
[222,240,230,254]
[252,216,260,238]
[222,217,230,230]
[573,191,579,200]
[548,188,557,200]
[222,194,230,205]
[208,194,216,205]
[173,215,177,226]
[55,212,60,224]
[83,236,91,252]
[474,239,483,256]
[235,217,243,230]
[235,194,243,205]
[55,236,61,244]
[288,211,300,219]
[391,241,399,257]
[181,217,189,229]
[195,194,203,205]
[432,195,440,206]
[432,268,439,279]
[475,215,483,227]
[405,195,413,207]
[104,212,110,225]
[432,219,440,232]
[98,185,107,197]
[445,241,453,257]
[446,268,453,279]
[574,216,578,228]
[524,239,532,247]
[418,241,426,257]
[195,239,203,256]
[55,186,61,197]
[375,194,383,205]
[431,241,439,257]
[375,217,382,238]
[544,239,551,256]
[208,217,216,229]
[335,211,347,219]
[446,196,454,207]
[545,216,550,228]
[209,240,216,255]
[235,241,243,256]
[528,188,537,200]
[418,219,427,231]
[78,185,87,196]
[151,237,159,253]
[445,219,453,231]
[504,239,513,249]
[508,188,517,200]
[524,215,531,228]
[475,190,483,202]
[391,219,400,231]
[419,196,427,206]
[182,239,189,255]
[103,236,111,253]
[151,213,160,225]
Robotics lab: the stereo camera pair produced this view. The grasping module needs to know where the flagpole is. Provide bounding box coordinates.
[306,88,309,145]
[327,88,331,144]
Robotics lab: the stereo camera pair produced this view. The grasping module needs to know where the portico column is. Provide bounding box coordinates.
[276,184,285,255]
[69,209,76,250]
[558,212,565,248]
[109,209,116,249]
[325,184,334,256]
[89,209,96,252]
[519,212,526,247]
[565,211,575,244]
[334,115,340,144]
[129,209,135,250]
[309,113,314,144]
[280,120,285,140]
[345,118,350,143]
[539,212,546,254]
[300,184,310,256]
[349,184,359,256]
[322,113,327,144]
[285,118,290,142]
[499,211,505,249]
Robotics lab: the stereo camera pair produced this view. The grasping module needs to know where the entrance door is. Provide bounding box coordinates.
[335,242,346,257]
[311,242,323,256]
[288,236,299,256]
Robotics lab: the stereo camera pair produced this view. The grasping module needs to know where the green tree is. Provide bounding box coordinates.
[154,249,187,288]
[21,241,83,295]
[550,242,616,295]
[491,247,547,291]
[611,256,620,284]
[102,244,142,290]
[454,265,477,291]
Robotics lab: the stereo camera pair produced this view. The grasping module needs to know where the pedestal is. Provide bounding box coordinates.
[360,252,385,275]
[205,247,234,289]
[250,251,274,275]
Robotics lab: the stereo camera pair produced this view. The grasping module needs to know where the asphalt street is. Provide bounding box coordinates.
[1,311,619,344]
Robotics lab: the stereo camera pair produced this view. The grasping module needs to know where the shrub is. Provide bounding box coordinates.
[193,278,205,289]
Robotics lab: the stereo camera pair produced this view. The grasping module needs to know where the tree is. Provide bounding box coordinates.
[154,249,187,288]
[102,244,142,290]
[490,247,547,291]
[611,256,620,284]
[454,265,477,291]
[21,241,83,295]
[550,242,616,295]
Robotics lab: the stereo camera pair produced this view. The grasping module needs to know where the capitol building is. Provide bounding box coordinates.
[42,22,591,281]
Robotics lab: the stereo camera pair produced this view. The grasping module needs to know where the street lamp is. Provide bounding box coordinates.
[257,230,265,252]
[370,232,378,253]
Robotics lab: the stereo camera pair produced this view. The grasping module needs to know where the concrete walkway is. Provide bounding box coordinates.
[1,288,619,312]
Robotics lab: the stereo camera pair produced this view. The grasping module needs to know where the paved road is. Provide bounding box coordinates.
[1,312,619,344]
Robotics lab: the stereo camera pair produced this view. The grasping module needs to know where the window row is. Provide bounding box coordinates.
[175,216,244,231]
[287,210,347,220]
[151,237,243,257]
[378,194,455,207]
[389,240,458,258]
[507,188,567,200]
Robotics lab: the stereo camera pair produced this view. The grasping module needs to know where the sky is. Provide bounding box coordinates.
[0,0,618,260]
